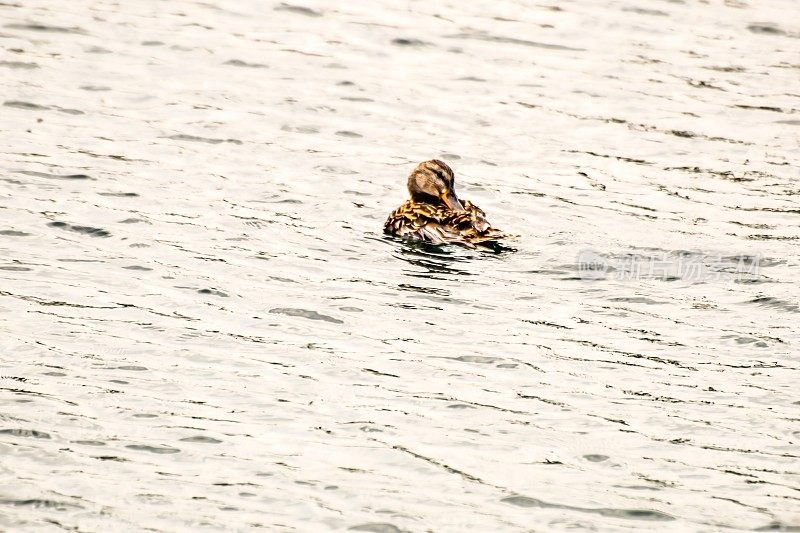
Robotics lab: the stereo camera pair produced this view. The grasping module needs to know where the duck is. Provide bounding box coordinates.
[384,159,511,248]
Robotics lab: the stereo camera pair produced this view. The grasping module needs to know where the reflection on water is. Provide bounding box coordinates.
[1,0,799,531]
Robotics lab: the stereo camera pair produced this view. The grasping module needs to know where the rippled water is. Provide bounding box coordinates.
[1,0,799,531]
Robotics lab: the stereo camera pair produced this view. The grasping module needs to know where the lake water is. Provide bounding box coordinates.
[1,0,799,531]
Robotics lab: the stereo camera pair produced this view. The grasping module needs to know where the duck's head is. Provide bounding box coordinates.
[407,159,465,212]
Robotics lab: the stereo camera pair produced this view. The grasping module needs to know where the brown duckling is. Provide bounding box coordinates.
[384,160,511,247]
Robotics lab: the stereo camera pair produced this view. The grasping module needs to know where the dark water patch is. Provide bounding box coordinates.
[502,495,674,521]
[0,265,31,271]
[739,207,800,215]
[747,24,785,36]
[0,230,31,236]
[0,428,51,439]
[141,40,163,46]
[5,23,86,34]
[0,291,122,312]
[281,125,319,134]
[80,85,110,91]
[608,296,664,305]
[335,130,362,138]
[723,335,769,348]
[281,48,326,57]
[73,440,106,446]
[319,167,356,176]
[518,393,565,406]
[735,104,789,113]
[198,288,228,297]
[99,191,138,197]
[664,165,752,181]
[391,38,429,47]
[78,150,135,161]
[734,278,774,285]
[349,524,404,533]
[86,45,111,53]
[116,366,147,371]
[363,368,399,378]
[729,221,775,229]
[447,31,584,51]
[523,320,571,329]
[746,234,798,241]
[274,3,322,16]
[180,435,222,443]
[269,276,297,283]
[0,60,38,69]
[9,151,48,158]
[398,283,449,296]
[4,100,49,111]
[777,119,800,125]
[622,7,668,16]
[616,484,663,491]
[746,297,799,313]
[57,257,105,263]
[584,454,609,462]
[48,221,111,238]
[18,170,92,180]
[704,65,746,72]
[451,355,500,364]
[565,149,650,165]
[755,522,800,532]
[0,498,82,510]
[165,134,242,145]
[269,307,343,324]
[392,247,475,276]
[687,79,725,91]
[125,444,180,454]
[224,59,268,68]
[622,389,683,403]
[390,301,443,311]
[122,265,152,271]
[613,201,657,212]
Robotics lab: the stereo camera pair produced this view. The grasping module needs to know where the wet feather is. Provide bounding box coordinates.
[384,160,512,247]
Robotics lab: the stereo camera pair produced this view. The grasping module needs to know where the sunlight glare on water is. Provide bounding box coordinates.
[1,0,799,531]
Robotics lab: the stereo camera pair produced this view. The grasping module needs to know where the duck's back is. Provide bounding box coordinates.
[384,199,508,246]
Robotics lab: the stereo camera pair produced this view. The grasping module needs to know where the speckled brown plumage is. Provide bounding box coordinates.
[384,160,511,248]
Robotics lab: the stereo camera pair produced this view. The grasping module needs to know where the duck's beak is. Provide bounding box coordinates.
[441,190,465,212]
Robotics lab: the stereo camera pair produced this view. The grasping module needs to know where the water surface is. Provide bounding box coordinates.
[1,0,799,531]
